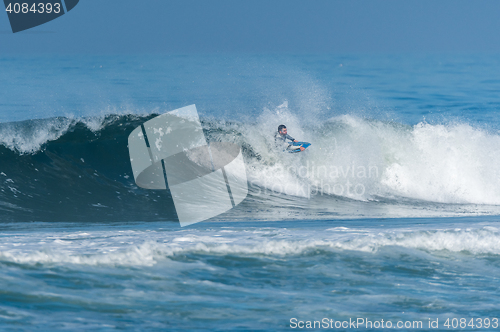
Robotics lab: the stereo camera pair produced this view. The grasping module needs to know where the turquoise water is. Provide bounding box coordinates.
[1,54,500,331]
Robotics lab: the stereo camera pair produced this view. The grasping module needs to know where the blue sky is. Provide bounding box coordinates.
[1,0,500,54]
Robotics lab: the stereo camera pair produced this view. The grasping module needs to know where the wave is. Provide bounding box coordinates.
[2,226,500,267]
[2,105,500,222]
[0,113,178,222]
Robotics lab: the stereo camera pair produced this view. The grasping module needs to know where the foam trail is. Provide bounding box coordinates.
[2,226,500,268]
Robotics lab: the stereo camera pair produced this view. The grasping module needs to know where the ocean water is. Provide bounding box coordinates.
[1,54,500,331]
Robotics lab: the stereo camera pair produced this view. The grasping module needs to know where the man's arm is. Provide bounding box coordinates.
[287,135,304,151]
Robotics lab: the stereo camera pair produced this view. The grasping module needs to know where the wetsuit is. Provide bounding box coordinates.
[274,131,300,150]
[274,132,295,143]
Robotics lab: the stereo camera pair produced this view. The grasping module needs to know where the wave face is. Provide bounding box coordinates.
[0,114,177,222]
[2,106,500,222]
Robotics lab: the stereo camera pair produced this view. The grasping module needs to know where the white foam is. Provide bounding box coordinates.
[223,106,500,205]
[0,114,124,154]
[0,242,166,266]
[381,122,500,204]
[0,117,75,154]
[80,116,109,132]
[332,227,500,254]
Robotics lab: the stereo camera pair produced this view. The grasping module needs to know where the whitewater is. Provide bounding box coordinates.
[1,54,500,331]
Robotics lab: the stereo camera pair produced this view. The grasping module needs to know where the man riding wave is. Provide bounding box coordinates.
[274,124,305,152]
